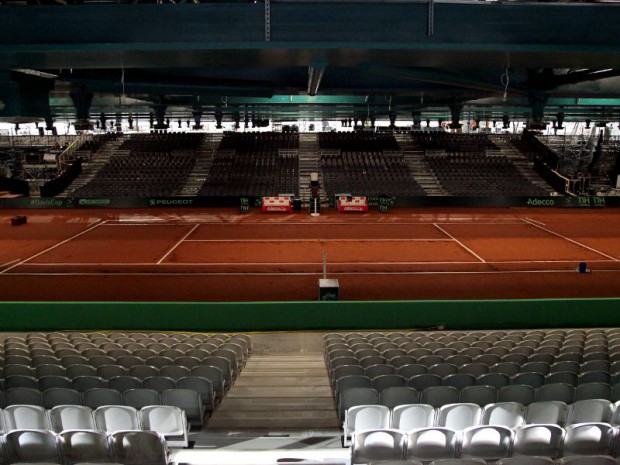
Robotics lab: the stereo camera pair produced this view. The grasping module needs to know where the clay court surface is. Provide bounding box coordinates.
[1,207,619,301]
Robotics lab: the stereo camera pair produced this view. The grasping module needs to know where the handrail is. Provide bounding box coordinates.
[57,133,91,171]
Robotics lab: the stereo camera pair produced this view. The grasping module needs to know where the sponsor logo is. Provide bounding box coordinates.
[149,199,194,206]
[264,206,290,212]
[340,205,368,211]
[78,199,111,206]
[30,199,63,207]
[526,198,555,206]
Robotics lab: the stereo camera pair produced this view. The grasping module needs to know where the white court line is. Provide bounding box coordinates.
[7,269,620,277]
[521,218,620,262]
[0,219,106,275]
[183,238,453,243]
[102,223,181,226]
[524,217,546,227]
[156,224,200,265]
[0,259,21,268]
[433,224,486,263]
[19,258,617,267]
[103,219,525,226]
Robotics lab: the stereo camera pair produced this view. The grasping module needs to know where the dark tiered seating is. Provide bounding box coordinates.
[426,153,549,196]
[71,133,204,198]
[411,132,499,153]
[319,132,425,196]
[71,152,196,197]
[119,132,204,153]
[199,132,299,196]
[409,132,549,196]
[77,133,119,154]
[319,132,400,151]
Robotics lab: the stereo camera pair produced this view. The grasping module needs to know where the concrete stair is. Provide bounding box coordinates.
[180,134,221,196]
[60,136,130,197]
[298,133,328,206]
[207,354,339,429]
[402,150,446,196]
[492,137,557,194]
[395,133,446,195]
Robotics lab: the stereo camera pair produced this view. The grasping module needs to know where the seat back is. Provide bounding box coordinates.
[48,405,96,432]
[351,429,406,464]
[94,405,140,433]
[391,404,435,430]
[58,429,113,465]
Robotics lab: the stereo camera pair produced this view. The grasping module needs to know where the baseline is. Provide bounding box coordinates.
[7,269,620,277]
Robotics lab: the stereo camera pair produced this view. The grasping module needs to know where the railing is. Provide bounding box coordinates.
[57,133,91,171]
[0,134,77,148]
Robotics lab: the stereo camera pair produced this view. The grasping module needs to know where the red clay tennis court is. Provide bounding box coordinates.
[1,207,619,302]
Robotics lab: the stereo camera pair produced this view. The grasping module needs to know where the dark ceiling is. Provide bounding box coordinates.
[1,0,620,126]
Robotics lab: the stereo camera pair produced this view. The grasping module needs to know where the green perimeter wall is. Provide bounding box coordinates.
[0,299,619,332]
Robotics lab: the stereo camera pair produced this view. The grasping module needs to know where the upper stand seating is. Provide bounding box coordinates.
[411,132,549,196]
[319,132,426,197]
[70,133,203,198]
[426,152,549,196]
[199,132,299,197]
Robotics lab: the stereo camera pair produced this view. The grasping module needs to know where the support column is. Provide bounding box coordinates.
[152,102,168,130]
[527,92,548,130]
[502,114,510,130]
[69,87,93,131]
[448,103,463,131]
[412,110,422,130]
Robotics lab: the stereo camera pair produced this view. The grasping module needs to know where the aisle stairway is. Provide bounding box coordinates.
[492,136,557,194]
[395,133,445,195]
[207,354,339,429]
[298,133,328,206]
[59,136,129,197]
[180,134,221,196]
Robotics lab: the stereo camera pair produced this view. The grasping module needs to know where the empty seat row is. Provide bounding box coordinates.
[0,370,223,402]
[0,374,217,407]
[327,349,615,370]
[0,403,188,448]
[351,423,620,463]
[0,428,168,465]
[344,399,620,442]
[3,334,250,359]
[325,328,619,346]
[361,457,619,465]
[326,342,616,365]
[338,382,615,419]
[5,330,245,345]
[332,369,613,400]
[0,387,206,426]
[330,357,620,387]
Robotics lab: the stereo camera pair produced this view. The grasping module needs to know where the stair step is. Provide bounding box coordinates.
[234,377,329,387]
[207,416,339,429]
[217,398,335,411]
[210,410,338,421]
